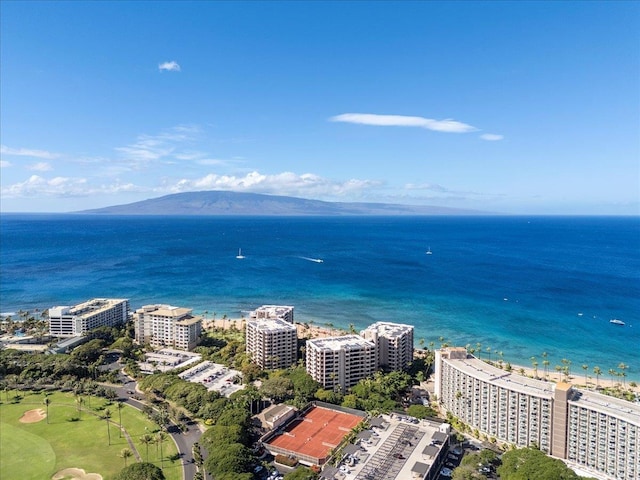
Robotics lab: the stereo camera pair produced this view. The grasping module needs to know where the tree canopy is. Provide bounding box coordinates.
[113,462,165,480]
[497,447,588,480]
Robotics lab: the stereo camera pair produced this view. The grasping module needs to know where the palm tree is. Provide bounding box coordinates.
[44,396,50,424]
[76,396,84,419]
[608,368,617,385]
[117,401,124,437]
[618,363,628,388]
[120,448,132,467]
[531,357,538,378]
[582,364,589,386]
[140,434,154,461]
[541,351,549,378]
[156,431,167,469]
[593,366,602,388]
[104,409,112,445]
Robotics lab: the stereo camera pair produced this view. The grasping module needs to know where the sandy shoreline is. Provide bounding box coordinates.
[206,317,638,394]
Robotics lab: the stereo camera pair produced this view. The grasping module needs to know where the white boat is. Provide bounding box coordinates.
[236,248,245,259]
[426,246,433,255]
[610,319,625,326]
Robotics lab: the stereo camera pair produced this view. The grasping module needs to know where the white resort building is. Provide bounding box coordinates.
[48,298,129,337]
[134,304,202,351]
[360,321,414,371]
[306,335,376,391]
[435,347,640,480]
[245,316,297,370]
[249,305,295,323]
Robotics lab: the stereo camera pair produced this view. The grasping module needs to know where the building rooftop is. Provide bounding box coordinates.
[176,315,202,326]
[248,317,296,332]
[137,304,192,318]
[441,349,555,399]
[361,321,414,337]
[570,388,640,425]
[250,305,294,320]
[307,335,375,352]
[52,298,128,318]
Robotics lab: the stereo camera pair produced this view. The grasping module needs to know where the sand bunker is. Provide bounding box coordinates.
[19,408,46,423]
[52,468,103,480]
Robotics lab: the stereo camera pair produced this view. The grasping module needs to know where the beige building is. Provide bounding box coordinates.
[435,347,640,480]
[134,304,202,351]
[250,305,295,323]
[49,298,129,337]
[306,335,376,391]
[360,321,414,371]
[246,316,297,369]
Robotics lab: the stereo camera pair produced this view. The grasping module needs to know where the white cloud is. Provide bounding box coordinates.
[0,145,60,159]
[168,170,381,198]
[28,162,53,172]
[0,160,12,168]
[158,61,181,72]
[330,113,477,133]
[1,175,87,198]
[480,133,504,141]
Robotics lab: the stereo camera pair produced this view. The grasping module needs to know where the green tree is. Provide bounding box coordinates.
[498,447,582,480]
[43,396,50,424]
[104,408,112,445]
[204,442,252,477]
[593,366,602,388]
[284,466,319,480]
[260,376,294,403]
[120,448,133,467]
[113,462,165,480]
[140,434,154,462]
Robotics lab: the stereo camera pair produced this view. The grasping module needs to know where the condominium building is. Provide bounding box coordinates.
[49,298,129,337]
[306,335,376,391]
[134,304,202,351]
[250,305,295,324]
[435,347,640,480]
[246,317,297,369]
[360,321,414,371]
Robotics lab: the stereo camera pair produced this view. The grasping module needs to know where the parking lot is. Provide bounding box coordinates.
[178,360,244,397]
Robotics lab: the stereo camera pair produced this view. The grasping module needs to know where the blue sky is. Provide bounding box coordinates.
[1,1,638,214]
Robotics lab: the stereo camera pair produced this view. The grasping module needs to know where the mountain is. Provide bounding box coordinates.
[76,191,487,216]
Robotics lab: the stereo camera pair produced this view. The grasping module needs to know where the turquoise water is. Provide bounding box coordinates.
[1,214,638,379]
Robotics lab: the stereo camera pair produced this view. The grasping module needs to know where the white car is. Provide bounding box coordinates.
[440,467,453,477]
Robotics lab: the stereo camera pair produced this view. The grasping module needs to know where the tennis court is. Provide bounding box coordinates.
[266,405,363,464]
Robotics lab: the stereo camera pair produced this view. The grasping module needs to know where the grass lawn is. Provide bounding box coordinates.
[0,390,182,480]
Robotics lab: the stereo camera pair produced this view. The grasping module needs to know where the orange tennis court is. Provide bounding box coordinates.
[265,405,364,464]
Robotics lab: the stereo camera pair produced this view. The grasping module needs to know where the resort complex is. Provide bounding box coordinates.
[48,298,129,337]
[435,347,640,480]
[2,299,639,480]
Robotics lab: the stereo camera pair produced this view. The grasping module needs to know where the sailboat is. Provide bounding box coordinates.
[236,248,245,259]
[426,246,433,255]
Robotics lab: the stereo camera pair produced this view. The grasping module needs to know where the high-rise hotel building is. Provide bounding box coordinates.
[306,335,376,391]
[49,298,129,337]
[134,304,202,351]
[435,347,640,480]
[246,316,297,370]
[360,321,414,371]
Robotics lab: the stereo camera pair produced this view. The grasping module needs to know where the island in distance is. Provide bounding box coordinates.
[77,191,488,216]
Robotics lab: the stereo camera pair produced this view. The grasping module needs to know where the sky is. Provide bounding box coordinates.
[1,1,639,215]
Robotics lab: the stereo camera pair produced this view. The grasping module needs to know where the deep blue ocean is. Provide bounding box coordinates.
[1,215,638,379]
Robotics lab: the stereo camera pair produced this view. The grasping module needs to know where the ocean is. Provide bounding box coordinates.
[1,214,638,380]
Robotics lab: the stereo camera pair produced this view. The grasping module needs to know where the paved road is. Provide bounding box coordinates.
[104,354,205,480]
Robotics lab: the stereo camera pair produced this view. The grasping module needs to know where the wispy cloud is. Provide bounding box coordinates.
[0,160,12,168]
[116,125,200,168]
[480,133,504,141]
[1,145,61,159]
[330,113,477,133]
[28,162,53,172]
[1,175,146,198]
[158,61,181,72]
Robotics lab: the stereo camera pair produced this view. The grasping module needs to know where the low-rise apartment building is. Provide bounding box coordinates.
[134,304,202,351]
[435,347,640,480]
[306,335,376,391]
[360,321,414,371]
[49,298,129,337]
[246,316,297,369]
